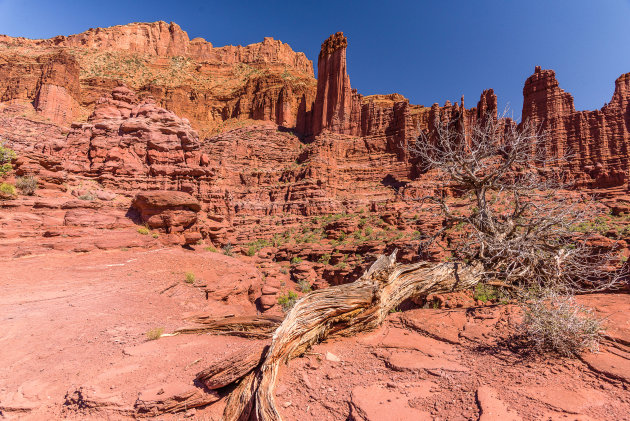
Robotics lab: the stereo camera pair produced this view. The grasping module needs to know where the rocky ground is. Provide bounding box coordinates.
[1,243,629,420]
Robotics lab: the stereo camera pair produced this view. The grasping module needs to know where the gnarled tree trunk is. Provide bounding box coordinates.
[174,251,483,420]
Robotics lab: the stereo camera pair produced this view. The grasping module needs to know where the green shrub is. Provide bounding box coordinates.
[0,183,16,198]
[137,226,150,235]
[277,290,299,312]
[0,143,16,177]
[15,176,37,195]
[205,245,218,252]
[185,272,196,284]
[223,242,233,257]
[318,253,331,265]
[151,233,159,239]
[290,256,302,265]
[146,327,164,341]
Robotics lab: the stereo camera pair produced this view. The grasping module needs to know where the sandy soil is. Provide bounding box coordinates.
[1,247,629,420]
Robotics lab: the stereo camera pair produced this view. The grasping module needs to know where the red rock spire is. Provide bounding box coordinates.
[311,32,361,136]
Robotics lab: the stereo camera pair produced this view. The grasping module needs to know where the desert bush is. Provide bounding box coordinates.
[277,290,299,312]
[223,242,233,257]
[297,279,312,293]
[290,256,302,265]
[205,245,218,252]
[0,143,16,177]
[146,327,164,341]
[0,182,16,198]
[78,193,95,201]
[137,226,150,235]
[15,176,37,195]
[518,290,603,357]
[185,272,196,284]
[318,253,331,265]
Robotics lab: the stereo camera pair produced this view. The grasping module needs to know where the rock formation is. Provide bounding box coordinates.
[522,66,630,187]
[0,22,316,134]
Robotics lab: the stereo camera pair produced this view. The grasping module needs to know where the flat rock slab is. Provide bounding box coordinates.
[477,386,522,421]
[382,349,469,373]
[580,348,630,383]
[517,385,607,414]
[349,383,433,421]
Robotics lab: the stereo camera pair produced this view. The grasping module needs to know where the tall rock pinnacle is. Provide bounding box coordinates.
[311,32,361,136]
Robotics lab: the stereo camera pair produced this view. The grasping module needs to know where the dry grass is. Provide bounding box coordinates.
[146,327,164,341]
[519,290,603,357]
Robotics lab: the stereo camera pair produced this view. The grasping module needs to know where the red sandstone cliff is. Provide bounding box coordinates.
[0,22,316,134]
[522,66,630,187]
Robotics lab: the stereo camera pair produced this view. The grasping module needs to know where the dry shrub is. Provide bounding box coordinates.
[519,290,603,357]
[15,176,38,195]
[146,327,164,341]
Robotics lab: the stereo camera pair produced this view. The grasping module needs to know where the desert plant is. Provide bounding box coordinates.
[277,290,299,312]
[146,327,164,341]
[518,289,603,357]
[78,193,95,201]
[137,226,150,235]
[152,233,159,239]
[223,242,233,257]
[410,111,621,293]
[297,279,312,293]
[0,183,16,198]
[0,142,16,177]
[318,253,331,265]
[290,256,302,265]
[185,272,196,284]
[15,176,37,195]
[205,245,218,252]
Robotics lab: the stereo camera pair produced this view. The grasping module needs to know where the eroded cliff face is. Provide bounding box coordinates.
[0,24,629,261]
[522,66,630,187]
[0,21,316,135]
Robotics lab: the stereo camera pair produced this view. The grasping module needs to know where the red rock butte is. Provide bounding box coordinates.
[0,21,628,260]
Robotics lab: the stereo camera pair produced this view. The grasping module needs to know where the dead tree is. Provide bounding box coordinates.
[173,112,620,421]
[410,113,620,293]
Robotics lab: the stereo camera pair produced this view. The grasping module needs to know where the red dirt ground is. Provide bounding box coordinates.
[1,247,629,420]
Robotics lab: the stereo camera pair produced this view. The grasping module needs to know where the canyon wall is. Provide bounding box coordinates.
[522,66,630,187]
[0,22,316,134]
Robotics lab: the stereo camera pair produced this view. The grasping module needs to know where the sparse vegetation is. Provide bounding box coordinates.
[15,176,37,195]
[78,193,96,201]
[146,327,164,341]
[297,279,312,293]
[277,290,299,312]
[185,272,196,284]
[518,290,603,357]
[0,143,16,177]
[205,245,218,253]
[137,226,150,235]
[223,242,234,257]
[0,183,16,198]
[318,253,331,265]
[290,256,302,265]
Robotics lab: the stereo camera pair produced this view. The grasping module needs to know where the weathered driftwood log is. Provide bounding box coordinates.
[175,314,283,338]
[167,251,482,420]
[196,341,268,390]
[134,387,220,417]
[219,251,483,421]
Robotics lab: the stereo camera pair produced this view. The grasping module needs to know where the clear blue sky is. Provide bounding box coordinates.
[2,0,629,119]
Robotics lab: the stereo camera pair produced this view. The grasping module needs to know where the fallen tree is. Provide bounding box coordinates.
[170,111,623,420]
[207,253,482,421]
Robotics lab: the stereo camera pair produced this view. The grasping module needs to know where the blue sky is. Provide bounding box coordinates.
[1,0,629,119]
